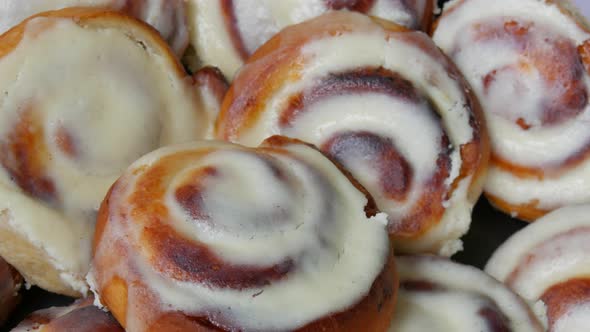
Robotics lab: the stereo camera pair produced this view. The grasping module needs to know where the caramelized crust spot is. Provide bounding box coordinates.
[0,108,57,204]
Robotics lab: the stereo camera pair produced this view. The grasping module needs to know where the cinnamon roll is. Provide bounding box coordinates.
[215,11,489,255]
[0,0,188,55]
[12,297,123,332]
[433,0,590,221]
[90,136,396,331]
[0,8,208,296]
[0,257,22,325]
[194,66,230,138]
[187,0,436,78]
[391,256,543,331]
[486,205,590,331]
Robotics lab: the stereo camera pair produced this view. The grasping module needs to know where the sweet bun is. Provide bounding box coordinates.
[0,8,208,296]
[187,0,436,78]
[90,136,396,331]
[433,0,590,221]
[216,11,489,255]
[0,0,188,55]
[486,205,590,331]
[391,256,543,331]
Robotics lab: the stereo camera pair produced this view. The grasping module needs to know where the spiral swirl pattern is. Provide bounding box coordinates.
[391,256,543,331]
[0,0,188,55]
[433,0,590,220]
[486,205,590,332]
[187,0,435,78]
[216,11,489,255]
[0,9,207,296]
[91,137,395,331]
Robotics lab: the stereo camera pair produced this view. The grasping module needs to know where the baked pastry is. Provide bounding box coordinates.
[486,205,590,331]
[0,256,22,325]
[90,136,396,331]
[187,0,436,78]
[0,8,208,297]
[433,0,590,221]
[11,297,123,332]
[215,11,489,255]
[0,0,188,55]
[193,66,230,138]
[391,255,543,331]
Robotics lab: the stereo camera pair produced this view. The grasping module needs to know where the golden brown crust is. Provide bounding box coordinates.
[0,7,201,297]
[122,248,396,332]
[215,12,489,253]
[92,137,397,331]
[485,193,548,222]
[96,229,397,332]
[433,0,588,221]
[297,246,397,332]
[420,0,436,32]
[100,277,128,328]
[0,7,185,76]
[193,67,229,104]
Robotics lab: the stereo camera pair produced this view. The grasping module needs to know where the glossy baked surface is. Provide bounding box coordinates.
[2,197,527,330]
[2,0,578,329]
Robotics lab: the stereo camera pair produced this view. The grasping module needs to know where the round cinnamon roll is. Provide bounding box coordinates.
[12,297,123,332]
[90,136,396,331]
[0,257,22,325]
[0,8,209,297]
[486,205,590,331]
[391,256,543,331]
[433,0,590,221]
[215,11,489,255]
[187,0,436,78]
[0,0,188,55]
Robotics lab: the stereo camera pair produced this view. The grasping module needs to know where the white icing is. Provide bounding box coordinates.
[282,94,442,221]
[233,0,325,55]
[486,205,590,327]
[553,303,590,332]
[402,175,473,256]
[485,154,590,211]
[187,0,245,79]
[532,300,549,329]
[433,0,590,210]
[0,0,188,55]
[370,0,419,29]
[486,205,590,283]
[224,15,479,255]
[133,0,188,54]
[0,17,205,294]
[195,74,225,139]
[93,140,390,331]
[186,0,432,78]
[393,292,507,331]
[390,256,543,331]
[85,270,104,310]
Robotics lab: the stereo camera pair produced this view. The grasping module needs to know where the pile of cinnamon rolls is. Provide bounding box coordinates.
[0,0,588,331]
